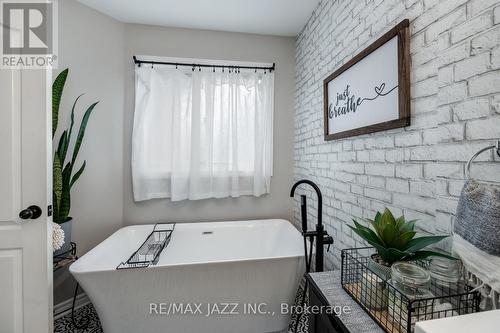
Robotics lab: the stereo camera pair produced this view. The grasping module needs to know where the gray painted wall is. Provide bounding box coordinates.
[122,24,296,225]
[54,0,124,304]
[55,0,296,303]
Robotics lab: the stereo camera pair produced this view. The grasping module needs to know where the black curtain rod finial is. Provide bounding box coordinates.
[133,56,142,67]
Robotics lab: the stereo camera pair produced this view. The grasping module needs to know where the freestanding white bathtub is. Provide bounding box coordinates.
[70,219,305,333]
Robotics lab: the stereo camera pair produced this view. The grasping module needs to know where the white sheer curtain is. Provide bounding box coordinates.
[132,65,274,201]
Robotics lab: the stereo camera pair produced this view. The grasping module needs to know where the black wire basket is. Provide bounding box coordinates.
[117,223,175,269]
[341,247,480,333]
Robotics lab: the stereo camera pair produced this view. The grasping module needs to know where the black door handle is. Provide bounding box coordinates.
[19,205,42,220]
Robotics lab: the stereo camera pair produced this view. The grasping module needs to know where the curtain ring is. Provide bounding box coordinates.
[213,66,215,73]
[199,66,201,71]
[176,64,178,69]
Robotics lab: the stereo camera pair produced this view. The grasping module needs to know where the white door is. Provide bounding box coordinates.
[0,65,52,333]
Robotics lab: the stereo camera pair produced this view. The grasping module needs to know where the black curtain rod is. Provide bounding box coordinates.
[133,56,275,71]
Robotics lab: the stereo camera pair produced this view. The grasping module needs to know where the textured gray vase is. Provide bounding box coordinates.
[368,254,392,281]
[54,218,72,256]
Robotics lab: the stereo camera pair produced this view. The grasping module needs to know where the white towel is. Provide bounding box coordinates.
[453,234,500,292]
[453,180,500,293]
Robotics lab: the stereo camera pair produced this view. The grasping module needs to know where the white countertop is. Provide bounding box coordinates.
[415,309,500,333]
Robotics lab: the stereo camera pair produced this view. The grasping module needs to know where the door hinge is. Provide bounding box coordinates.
[47,205,52,217]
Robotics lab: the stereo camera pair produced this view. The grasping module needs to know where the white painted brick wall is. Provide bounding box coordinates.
[294,0,500,270]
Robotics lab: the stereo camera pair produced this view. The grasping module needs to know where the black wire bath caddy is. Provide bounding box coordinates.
[341,247,480,333]
[117,223,176,269]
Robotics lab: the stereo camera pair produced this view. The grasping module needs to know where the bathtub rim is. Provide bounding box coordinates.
[70,218,305,275]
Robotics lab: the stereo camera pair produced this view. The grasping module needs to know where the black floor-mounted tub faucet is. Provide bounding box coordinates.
[290,179,333,272]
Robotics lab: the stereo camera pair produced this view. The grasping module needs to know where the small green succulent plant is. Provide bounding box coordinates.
[349,208,455,265]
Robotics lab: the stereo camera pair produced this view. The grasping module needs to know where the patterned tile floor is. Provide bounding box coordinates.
[54,286,308,333]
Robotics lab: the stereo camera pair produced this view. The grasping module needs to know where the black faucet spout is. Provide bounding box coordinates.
[290,179,322,228]
[290,179,328,272]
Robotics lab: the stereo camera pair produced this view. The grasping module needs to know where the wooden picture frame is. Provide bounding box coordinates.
[323,19,410,141]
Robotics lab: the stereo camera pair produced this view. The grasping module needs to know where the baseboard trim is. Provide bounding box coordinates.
[54,293,90,319]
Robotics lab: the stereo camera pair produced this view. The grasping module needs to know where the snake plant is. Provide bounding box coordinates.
[349,208,455,265]
[52,68,98,223]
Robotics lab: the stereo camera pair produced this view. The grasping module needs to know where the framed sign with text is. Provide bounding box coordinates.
[323,19,410,141]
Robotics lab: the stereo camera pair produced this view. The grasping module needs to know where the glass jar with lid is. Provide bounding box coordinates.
[427,256,462,286]
[388,262,434,329]
[391,261,431,295]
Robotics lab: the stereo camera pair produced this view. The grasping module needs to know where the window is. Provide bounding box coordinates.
[132,60,274,202]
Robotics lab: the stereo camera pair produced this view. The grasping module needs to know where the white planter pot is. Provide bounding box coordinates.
[367,254,392,281]
[360,271,388,310]
[360,254,391,310]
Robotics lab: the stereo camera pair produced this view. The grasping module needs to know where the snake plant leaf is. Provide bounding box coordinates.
[52,69,68,138]
[71,102,98,166]
[57,161,72,222]
[51,69,98,223]
[62,162,72,186]
[52,192,59,222]
[57,130,68,164]
[70,161,86,188]
[58,94,83,166]
[58,182,71,223]
[67,94,83,144]
[404,235,449,253]
[407,250,457,261]
[53,154,63,211]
